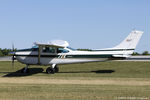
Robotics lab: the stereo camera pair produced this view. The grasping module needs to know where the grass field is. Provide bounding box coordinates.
[0,61,150,100]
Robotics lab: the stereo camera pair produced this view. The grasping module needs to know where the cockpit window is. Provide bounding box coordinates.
[42,47,56,53]
[31,45,39,51]
[32,45,38,48]
[32,48,38,51]
[57,48,69,53]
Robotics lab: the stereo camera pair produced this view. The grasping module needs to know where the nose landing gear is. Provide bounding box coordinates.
[46,64,59,74]
[21,65,29,73]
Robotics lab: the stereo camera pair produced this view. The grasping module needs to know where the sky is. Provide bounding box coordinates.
[0,0,150,53]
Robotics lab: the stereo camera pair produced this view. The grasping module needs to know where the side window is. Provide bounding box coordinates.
[42,47,56,53]
[57,48,69,53]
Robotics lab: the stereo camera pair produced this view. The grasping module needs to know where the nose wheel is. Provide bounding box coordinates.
[21,65,29,73]
[46,64,59,74]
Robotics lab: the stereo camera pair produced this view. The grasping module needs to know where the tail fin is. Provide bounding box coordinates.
[113,30,143,50]
[111,30,144,57]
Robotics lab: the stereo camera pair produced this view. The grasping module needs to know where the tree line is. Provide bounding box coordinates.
[132,51,150,55]
[0,48,149,56]
[0,48,15,56]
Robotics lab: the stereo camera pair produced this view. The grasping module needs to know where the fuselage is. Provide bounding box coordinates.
[14,46,132,65]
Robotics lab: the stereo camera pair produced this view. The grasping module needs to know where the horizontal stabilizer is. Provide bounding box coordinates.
[112,54,130,58]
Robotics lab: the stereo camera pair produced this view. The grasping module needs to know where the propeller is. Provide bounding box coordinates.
[11,43,15,68]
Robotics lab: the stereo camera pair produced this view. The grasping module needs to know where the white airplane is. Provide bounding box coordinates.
[12,30,143,74]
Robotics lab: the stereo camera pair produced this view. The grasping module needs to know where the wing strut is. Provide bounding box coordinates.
[38,45,42,65]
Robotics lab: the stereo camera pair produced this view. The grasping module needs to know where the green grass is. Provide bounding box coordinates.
[0,61,150,78]
[0,84,149,100]
[0,61,150,100]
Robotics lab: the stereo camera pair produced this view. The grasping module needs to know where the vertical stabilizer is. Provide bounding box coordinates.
[113,30,143,50]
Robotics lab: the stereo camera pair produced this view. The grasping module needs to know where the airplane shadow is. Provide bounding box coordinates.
[59,70,115,74]
[92,70,115,73]
[2,68,115,77]
[3,68,44,77]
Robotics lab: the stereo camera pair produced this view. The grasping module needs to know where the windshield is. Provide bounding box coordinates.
[32,45,38,48]
[31,45,39,51]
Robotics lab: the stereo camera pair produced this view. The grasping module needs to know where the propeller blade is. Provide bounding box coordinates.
[12,55,14,67]
[11,43,15,68]
[12,43,14,51]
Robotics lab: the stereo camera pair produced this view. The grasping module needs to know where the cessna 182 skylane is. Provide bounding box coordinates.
[12,30,143,74]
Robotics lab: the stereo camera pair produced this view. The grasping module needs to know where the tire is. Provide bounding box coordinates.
[54,66,59,73]
[46,67,55,74]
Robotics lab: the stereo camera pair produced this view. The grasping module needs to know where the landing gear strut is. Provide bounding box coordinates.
[54,65,59,73]
[21,65,29,73]
[46,64,59,74]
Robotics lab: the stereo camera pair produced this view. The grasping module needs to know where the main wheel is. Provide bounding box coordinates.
[54,66,59,73]
[46,67,55,74]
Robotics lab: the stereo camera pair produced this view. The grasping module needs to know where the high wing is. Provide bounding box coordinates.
[35,40,69,48]
[36,43,65,48]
